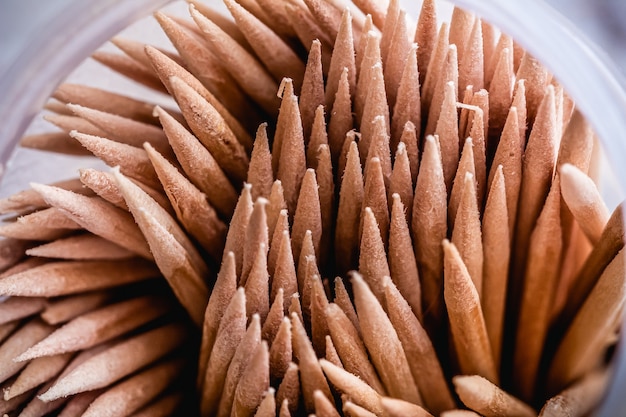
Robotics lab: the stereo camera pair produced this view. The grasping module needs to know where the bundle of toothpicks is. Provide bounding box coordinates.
[0,0,621,415]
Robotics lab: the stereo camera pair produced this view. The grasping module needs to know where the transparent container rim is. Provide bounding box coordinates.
[0,0,625,415]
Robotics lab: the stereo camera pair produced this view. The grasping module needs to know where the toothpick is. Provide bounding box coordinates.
[412,136,448,327]
[16,295,170,361]
[91,51,168,93]
[388,194,422,320]
[320,359,384,415]
[383,278,455,413]
[39,323,187,402]
[443,240,498,384]
[352,273,422,404]
[217,314,261,417]
[191,5,280,115]
[391,44,420,151]
[200,287,247,417]
[0,259,158,297]
[20,131,93,156]
[453,375,536,417]
[481,165,510,368]
[28,233,134,261]
[325,9,356,109]
[166,75,249,184]
[268,316,292,381]
[291,313,332,412]
[154,106,238,216]
[329,69,354,165]
[40,290,112,325]
[335,141,364,273]
[82,358,184,417]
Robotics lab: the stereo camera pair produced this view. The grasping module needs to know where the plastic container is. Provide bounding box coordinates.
[0,0,625,415]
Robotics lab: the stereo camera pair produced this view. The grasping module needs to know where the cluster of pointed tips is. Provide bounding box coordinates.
[0,0,623,416]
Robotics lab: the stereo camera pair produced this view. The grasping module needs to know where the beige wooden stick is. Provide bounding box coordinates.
[320,359,384,415]
[57,389,106,417]
[52,83,175,126]
[343,400,378,417]
[241,197,269,287]
[310,275,330,356]
[291,312,332,412]
[191,5,280,116]
[380,397,434,417]
[44,113,108,137]
[244,244,270,322]
[359,206,390,301]
[515,52,551,125]
[316,144,335,266]
[27,233,135,261]
[82,358,184,417]
[489,106,522,236]
[247,123,274,201]
[302,0,345,42]
[232,341,268,417]
[276,362,300,416]
[355,30,382,123]
[17,295,170,361]
[153,13,258,131]
[67,103,171,156]
[71,131,161,190]
[187,0,253,48]
[561,203,624,326]
[388,193,421,319]
[224,0,304,88]
[0,207,80,241]
[262,289,284,345]
[5,353,72,400]
[0,297,46,325]
[313,389,341,417]
[421,22,449,115]
[539,368,609,417]
[384,10,411,110]
[200,287,247,417]
[253,388,276,417]
[391,44,420,151]
[39,323,187,402]
[453,375,536,417]
[268,316,292,381]
[144,45,252,149]
[292,169,322,263]
[335,141,364,273]
[154,106,238,216]
[414,0,437,85]
[329,69,354,165]
[275,79,307,216]
[325,303,384,394]
[352,273,422,404]
[166,75,249,184]
[0,259,158,297]
[217,314,261,417]
[325,9,356,109]
[512,85,557,299]
[40,290,112,325]
[0,178,87,215]
[300,40,325,140]
[360,63,390,162]
[425,45,458,136]
[548,248,626,393]
[458,18,484,96]
[412,135,448,327]
[91,51,168,93]
[451,172,483,297]
[443,240,498,384]
[223,183,253,278]
[384,278,455,414]
[144,142,227,260]
[481,165,510,368]
[362,156,390,244]
[488,47,514,136]
[559,163,610,245]
[113,170,209,326]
